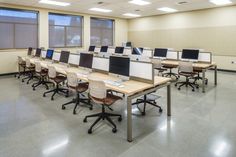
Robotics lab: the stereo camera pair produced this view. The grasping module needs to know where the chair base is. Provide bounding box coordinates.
[194,76,208,85]
[62,93,92,115]
[132,94,163,115]
[162,68,179,80]
[83,105,122,134]
[43,84,69,100]
[22,71,39,84]
[175,78,199,92]
[15,67,26,79]
[32,77,54,91]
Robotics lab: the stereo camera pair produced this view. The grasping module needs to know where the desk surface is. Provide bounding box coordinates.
[162,60,216,69]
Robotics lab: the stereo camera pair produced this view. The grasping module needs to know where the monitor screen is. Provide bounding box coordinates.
[27,47,33,56]
[182,49,199,60]
[100,46,108,53]
[88,46,95,52]
[79,53,93,69]
[35,48,41,57]
[132,47,143,55]
[59,51,70,63]
[154,48,168,57]
[115,47,124,54]
[109,56,130,77]
[46,49,54,60]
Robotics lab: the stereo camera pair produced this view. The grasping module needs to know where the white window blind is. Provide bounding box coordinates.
[0,8,38,49]
[49,13,83,48]
[90,18,114,46]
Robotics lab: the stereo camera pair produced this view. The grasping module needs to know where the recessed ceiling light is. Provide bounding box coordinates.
[129,0,151,6]
[209,0,232,5]
[39,0,70,6]
[123,13,141,17]
[89,8,112,13]
[157,7,178,13]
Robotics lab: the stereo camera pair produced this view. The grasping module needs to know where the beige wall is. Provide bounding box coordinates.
[128,5,236,70]
[0,3,128,74]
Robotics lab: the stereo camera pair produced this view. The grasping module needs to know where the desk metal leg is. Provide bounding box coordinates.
[214,65,217,85]
[127,97,132,142]
[167,83,171,116]
[202,69,206,93]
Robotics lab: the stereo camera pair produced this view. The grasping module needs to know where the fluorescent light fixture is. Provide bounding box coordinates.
[209,0,232,5]
[39,0,70,6]
[158,7,178,13]
[89,8,112,13]
[123,13,141,17]
[129,0,151,6]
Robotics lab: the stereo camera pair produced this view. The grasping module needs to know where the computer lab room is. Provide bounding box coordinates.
[0,0,236,157]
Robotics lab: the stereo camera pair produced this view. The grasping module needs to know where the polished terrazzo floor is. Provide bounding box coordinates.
[0,71,236,157]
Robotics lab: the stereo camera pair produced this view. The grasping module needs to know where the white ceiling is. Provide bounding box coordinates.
[0,0,236,19]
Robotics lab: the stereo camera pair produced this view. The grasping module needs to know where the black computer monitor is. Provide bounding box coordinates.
[100,46,108,53]
[154,48,168,57]
[35,48,42,57]
[109,56,130,77]
[132,47,143,55]
[79,53,93,69]
[115,47,124,54]
[59,51,70,63]
[27,47,33,56]
[46,49,54,60]
[181,49,199,60]
[88,46,95,52]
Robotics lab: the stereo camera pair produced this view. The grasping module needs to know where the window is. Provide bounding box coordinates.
[90,18,114,46]
[49,13,83,48]
[0,8,38,49]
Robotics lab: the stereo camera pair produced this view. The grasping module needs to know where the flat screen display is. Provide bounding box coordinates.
[115,47,124,54]
[100,46,108,53]
[79,53,93,69]
[182,49,199,60]
[154,48,168,57]
[59,51,70,63]
[46,49,54,59]
[109,56,130,77]
[132,47,143,55]
[88,46,95,52]
[35,48,42,57]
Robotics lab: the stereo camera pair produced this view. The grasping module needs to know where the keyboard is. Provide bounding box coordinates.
[104,80,121,86]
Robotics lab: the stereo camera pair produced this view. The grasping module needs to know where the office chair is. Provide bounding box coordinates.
[162,64,179,80]
[62,72,92,114]
[21,58,37,84]
[175,61,199,91]
[15,56,26,79]
[152,59,167,76]
[32,61,54,91]
[193,69,208,85]
[43,65,69,100]
[83,78,122,134]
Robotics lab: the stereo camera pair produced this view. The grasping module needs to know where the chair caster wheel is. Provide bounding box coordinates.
[62,106,66,110]
[83,118,87,123]
[112,128,117,133]
[178,88,180,90]
[196,86,199,89]
[33,88,35,91]
[73,111,76,115]
[51,97,54,101]
[142,112,146,116]
[89,107,93,110]
[43,94,46,97]
[46,88,49,90]
[88,129,92,134]
[22,80,24,82]
[118,117,122,122]
[192,89,195,92]
[175,84,177,87]
[159,108,163,113]
[27,82,29,84]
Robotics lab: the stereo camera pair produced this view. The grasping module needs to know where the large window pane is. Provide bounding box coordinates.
[15,24,38,48]
[49,13,83,48]
[0,23,14,48]
[49,26,65,47]
[90,18,114,46]
[0,8,38,49]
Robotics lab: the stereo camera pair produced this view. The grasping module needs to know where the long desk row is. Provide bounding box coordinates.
[27,57,172,142]
[161,60,217,93]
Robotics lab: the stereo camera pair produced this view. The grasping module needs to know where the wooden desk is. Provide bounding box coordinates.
[29,58,172,142]
[162,60,217,93]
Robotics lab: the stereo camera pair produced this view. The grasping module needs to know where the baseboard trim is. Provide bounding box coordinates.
[0,72,18,77]
[216,69,236,73]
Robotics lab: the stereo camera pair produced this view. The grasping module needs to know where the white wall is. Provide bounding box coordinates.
[128,5,236,71]
[0,4,128,74]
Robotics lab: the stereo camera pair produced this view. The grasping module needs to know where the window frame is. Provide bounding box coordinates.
[0,7,39,50]
[90,17,115,46]
[48,12,84,48]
